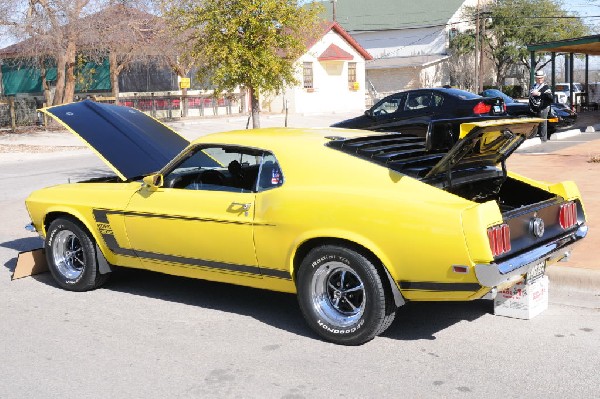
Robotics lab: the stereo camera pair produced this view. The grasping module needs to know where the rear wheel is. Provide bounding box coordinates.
[297,245,396,345]
[45,217,108,291]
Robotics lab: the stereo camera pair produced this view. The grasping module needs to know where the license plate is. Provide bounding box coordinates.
[526,261,546,283]
[493,105,503,113]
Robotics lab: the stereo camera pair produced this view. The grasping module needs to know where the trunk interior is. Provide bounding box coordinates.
[446,174,557,213]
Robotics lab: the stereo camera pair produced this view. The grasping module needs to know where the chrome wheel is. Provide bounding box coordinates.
[311,261,366,328]
[51,229,86,280]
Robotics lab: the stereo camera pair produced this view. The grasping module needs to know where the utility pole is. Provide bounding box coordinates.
[474,0,480,92]
[331,0,337,22]
[478,5,485,92]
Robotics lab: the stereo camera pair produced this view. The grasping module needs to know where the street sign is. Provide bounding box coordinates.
[179,78,191,89]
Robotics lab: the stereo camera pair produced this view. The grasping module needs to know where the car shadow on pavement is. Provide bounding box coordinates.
[26,265,492,342]
[1,237,44,272]
[382,300,491,341]
[33,266,318,340]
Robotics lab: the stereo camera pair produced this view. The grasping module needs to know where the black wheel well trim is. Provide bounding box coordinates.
[293,237,405,308]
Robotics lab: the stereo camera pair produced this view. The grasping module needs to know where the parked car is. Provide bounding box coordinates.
[555,82,584,105]
[26,101,587,345]
[480,89,577,135]
[331,88,506,150]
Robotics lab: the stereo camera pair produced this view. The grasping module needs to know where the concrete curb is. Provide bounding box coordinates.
[518,122,600,150]
[547,265,600,293]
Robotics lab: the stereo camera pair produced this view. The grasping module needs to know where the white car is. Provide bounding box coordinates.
[554,82,584,105]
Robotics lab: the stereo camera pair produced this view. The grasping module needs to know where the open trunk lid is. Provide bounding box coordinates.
[327,118,544,185]
[42,100,190,181]
[422,118,543,185]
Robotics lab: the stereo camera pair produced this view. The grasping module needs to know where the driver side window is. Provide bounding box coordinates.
[372,93,405,116]
[164,146,262,192]
[163,146,283,193]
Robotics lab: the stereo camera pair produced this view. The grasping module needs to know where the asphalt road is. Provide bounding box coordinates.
[1,134,599,398]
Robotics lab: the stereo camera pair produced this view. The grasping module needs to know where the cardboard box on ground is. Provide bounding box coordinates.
[494,276,549,319]
[12,248,48,280]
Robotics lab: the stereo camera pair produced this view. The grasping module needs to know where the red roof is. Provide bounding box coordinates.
[308,21,373,61]
[318,43,353,61]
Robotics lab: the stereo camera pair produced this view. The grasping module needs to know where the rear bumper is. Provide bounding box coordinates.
[474,224,588,287]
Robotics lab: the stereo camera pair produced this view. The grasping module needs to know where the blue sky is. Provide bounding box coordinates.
[567,1,600,31]
[306,0,599,32]
[1,2,598,51]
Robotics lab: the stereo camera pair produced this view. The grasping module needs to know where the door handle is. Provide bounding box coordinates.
[231,202,251,211]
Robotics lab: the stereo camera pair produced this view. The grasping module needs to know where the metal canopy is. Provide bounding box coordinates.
[527,35,600,56]
[526,35,600,107]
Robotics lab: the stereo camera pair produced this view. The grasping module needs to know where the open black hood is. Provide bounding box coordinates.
[43,100,189,181]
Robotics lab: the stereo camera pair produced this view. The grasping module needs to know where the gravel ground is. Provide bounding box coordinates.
[0,143,85,153]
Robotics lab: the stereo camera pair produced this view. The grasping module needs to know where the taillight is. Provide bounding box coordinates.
[473,101,492,114]
[503,103,507,112]
[559,202,577,229]
[487,223,511,257]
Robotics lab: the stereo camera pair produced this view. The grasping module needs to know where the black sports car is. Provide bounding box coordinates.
[331,88,506,150]
[480,89,577,135]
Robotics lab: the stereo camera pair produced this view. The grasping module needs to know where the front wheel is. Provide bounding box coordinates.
[296,245,396,345]
[45,217,108,291]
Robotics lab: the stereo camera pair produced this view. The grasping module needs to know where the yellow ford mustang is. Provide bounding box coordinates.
[25,101,587,345]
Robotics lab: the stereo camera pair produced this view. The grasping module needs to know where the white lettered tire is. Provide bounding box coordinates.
[45,217,108,291]
[297,245,394,345]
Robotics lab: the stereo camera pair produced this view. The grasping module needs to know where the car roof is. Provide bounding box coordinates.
[193,127,382,151]
[431,87,481,98]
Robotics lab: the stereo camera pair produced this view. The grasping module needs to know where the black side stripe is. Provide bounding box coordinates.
[399,281,481,292]
[133,248,290,279]
[92,209,291,280]
[94,209,251,226]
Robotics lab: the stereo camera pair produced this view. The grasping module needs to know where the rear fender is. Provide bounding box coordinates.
[290,231,405,307]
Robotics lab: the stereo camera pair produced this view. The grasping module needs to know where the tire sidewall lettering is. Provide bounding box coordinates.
[46,223,65,247]
[318,318,365,335]
[310,253,350,269]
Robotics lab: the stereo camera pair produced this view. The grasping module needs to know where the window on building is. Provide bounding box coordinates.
[348,62,357,88]
[303,62,313,89]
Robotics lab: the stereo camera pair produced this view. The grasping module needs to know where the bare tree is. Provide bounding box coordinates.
[153,17,200,117]
[87,4,160,104]
[24,1,100,104]
[1,0,156,104]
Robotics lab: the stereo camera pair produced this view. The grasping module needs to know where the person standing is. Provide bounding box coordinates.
[529,70,553,142]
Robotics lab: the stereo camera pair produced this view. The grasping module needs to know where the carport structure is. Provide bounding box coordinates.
[527,34,600,109]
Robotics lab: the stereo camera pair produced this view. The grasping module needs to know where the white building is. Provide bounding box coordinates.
[320,0,483,98]
[267,21,372,114]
